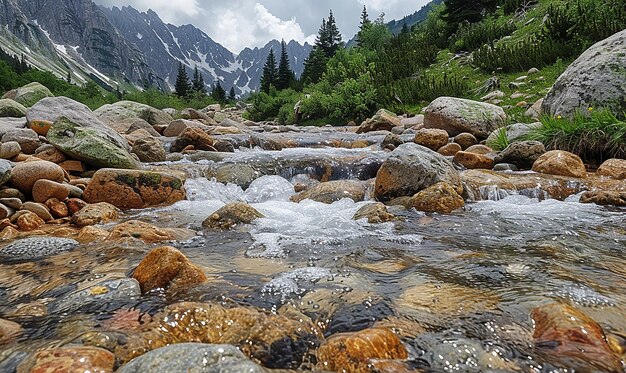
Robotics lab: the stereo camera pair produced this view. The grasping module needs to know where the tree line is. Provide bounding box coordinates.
[174,63,236,103]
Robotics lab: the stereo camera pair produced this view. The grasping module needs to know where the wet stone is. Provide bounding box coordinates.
[49,278,141,314]
[0,236,78,260]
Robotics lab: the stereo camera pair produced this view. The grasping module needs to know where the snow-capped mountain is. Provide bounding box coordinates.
[0,0,312,95]
[101,6,312,95]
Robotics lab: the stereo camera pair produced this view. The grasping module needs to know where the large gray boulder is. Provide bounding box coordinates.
[0,99,27,118]
[374,143,463,201]
[27,97,130,150]
[542,29,626,118]
[118,343,266,373]
[94,101,173,133]
[1,82,53,107]
[423,97,507,138]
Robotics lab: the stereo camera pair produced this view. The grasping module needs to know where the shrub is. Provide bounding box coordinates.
[450,17,517,53]
[526,109,626,164]
[245,88,300,124]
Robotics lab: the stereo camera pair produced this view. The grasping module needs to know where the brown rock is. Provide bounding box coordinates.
[9,160,65,194]
[0,318,22,345]
[31,179,70,203]
[28,119,53,136]
[59,160,86,174]
[353,203,396,223]
[531,303,623,373]
[597,158,626,179]
[83,169,186,210]
[532,150,587,178]
[438,143,462,156]
[317,328,408,373]
[410,182,464,213]
[351,140,370,149]
[357,109,401,134]
[131,137,166,163]
[16,211,45,231]
[67,198,88,215]
[106,220,173,243]
[202,202,264,230]
[0,218,16,231]
[465,144,494,155]
[580,190,626,206]
[16,346,115,373]
[453,132,478,150]
[163,119,208,137]
[453,151,494,169]
[45,198,69,218]
[77,226,110,243]
[171,127,216,153]
[70,202,121,227]
[291,180,367,204]
[21,201,53,221]
[0,226,19,239]
[413,128,449,151]
[34,145,66,163]
[132,246,207,293]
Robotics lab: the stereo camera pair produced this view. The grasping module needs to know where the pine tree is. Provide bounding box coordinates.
[442,0,499,32]
[66,71,71,84]
[357,6,372,47]
[276,40,295,90]
[400,22,410,34]
[229,87,236,101]
[191,66,206,94]
[259,48,278,93]
[211,81,227,103]
[174,62,191,98]
[301,47,327,85]
[319,10,342,57]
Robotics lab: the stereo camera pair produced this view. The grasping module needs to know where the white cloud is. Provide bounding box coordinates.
[100,0,202,24]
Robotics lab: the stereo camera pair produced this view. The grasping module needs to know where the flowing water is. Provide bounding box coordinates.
[1,145,625,372]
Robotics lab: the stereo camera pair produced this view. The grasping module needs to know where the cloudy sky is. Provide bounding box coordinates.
[94,0,430,52]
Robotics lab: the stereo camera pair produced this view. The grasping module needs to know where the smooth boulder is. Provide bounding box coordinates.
[357,109,401,134]
[2,82,52,107]
[409,182,465,213]
[532,150,587,178]
[10,160,65,194]
[132,246,207,293]
[423,97,507,138]
[494,141,546,169]
[94,101,173,133]
[0,99,27,118]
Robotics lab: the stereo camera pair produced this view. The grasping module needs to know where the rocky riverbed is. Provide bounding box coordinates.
[1,60,626,372]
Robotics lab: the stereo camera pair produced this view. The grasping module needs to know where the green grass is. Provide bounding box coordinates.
[486,126,511,151]
[525,109,626,165]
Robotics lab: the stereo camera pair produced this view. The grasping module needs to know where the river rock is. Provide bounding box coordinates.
[423,97,507,138]
[118,343,265,373]
[31,179,70,203]
[531,303,623,372]
[20,201,53,221]
[453,151,494,169]
[465,144,493,155]
[438,142,462,156]
[29,119,53,136]
[374,143,463,202]
[50,278,141,314]
[357,109,401,133]
[106,220,174,243]
[171,127,216,152]
[413,128,449,151]
[453,132,478,149]
[0,319,22,345]
[0,141,21,159]
[131,137,166,163]
[202,202,264,229]
[2,82,52,107]
[409,182,465,213]
[163,119,209,137]
[83,169,185,209]
[0,197,22,209]
[291,180,367,203]
[532,150,586,178]
[494,141,546,169]
[125,118,160,136]
[47,117,139,169]
[542,29,626,118]
[95,101,173,133]
[353,202,396,223]
[317,328,408,373]
[0,99,27,118]
[1,128,40,154]
[67,198,88,215]
[45,198,69,218]
[15,211,44,231]
[381,133,404,150]
[9,160,65,194]
[34,144,66,163]
[16,346,114,373]
[597,158,626,179]
[132,246,207,293]
[70,202,121,227]
[580,190,626,206]
[0,236,78,260]
[0,160,11,187]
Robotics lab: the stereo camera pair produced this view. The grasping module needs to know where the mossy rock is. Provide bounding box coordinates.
[2,82,53,107]
[47,117,139,169]
[0,99,27,118]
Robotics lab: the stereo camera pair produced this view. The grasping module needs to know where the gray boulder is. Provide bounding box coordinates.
[0,118,27,137]
[0,99,27,118]
[131,137,166,163]
[424,97,507,138]
[1,128,40,154]
[50,278,141,314]
[0,237,78,260]
[94,101,173,133]
[542,29,626,117]
[374,143,463,201]
[2,82,53,107]
[0,159,12,186]
[118,343,266,373]
[494,140,546,169]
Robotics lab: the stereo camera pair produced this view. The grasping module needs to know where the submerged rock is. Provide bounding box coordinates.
[83,169,186,209]
[531,303,623,372]
[50,278,141,314]
[580,190,626,206]
[317,328,408,373]
[132,246,207,293]
[0,318,23,345]
[17,346,115,373]
[353,202,396,223]
[202,202,264,229]
[291,180,367,204]
[106,220,175,243]
[0,236,78,260]
[532,150,587,178]
[374,143,462,202]
[423,97,507,138]
[118,343,266,373]
[410,182,465,213]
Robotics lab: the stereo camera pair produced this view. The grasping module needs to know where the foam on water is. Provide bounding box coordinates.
[261,267,332,300]
[243,176,295,203]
